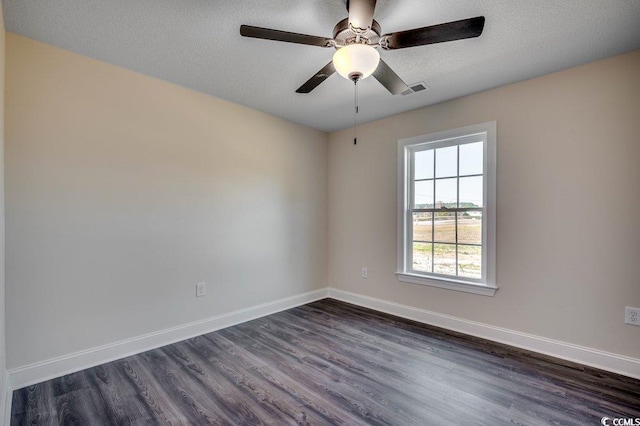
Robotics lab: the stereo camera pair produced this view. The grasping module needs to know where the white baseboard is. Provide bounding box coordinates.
[8,286,640,392]
[9,288,329,389]
[327,288,640,380]
[2,374,11,426]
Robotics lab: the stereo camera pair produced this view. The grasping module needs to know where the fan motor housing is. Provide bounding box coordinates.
[332,18,381,48]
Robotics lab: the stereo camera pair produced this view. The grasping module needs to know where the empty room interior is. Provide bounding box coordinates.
[1,0,640,424]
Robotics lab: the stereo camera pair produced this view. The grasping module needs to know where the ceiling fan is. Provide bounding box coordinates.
[240,0,485,95]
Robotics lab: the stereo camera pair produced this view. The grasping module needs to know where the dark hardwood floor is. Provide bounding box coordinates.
[11,299,640,425]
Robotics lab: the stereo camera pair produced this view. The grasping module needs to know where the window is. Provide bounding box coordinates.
[397,122,497,296]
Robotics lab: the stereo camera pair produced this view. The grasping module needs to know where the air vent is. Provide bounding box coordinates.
[402,81,430,96]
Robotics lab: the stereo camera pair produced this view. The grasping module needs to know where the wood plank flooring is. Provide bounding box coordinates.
[11,299,640,425]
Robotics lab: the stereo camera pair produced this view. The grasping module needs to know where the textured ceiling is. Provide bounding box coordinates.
[3,0,640,132]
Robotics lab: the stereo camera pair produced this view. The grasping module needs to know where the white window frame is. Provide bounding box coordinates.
[396,122,497,296]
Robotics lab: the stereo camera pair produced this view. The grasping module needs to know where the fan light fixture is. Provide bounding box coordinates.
[333,44,380,81]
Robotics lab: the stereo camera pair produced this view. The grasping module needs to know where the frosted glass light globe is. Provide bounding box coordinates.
[333,44,380,81]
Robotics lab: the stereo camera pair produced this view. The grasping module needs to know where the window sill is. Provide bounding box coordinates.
[396,272,498,296]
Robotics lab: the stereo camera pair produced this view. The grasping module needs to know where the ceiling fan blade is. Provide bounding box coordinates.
[347,0,377,33]
[240,25,333,48]
[296,62,336,93]
[382,16,485,50]
[372,59,408,95]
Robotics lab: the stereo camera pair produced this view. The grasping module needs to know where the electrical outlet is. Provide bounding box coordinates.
[625,306,640,326]
[361,267,368,279]
[196,282,206,297]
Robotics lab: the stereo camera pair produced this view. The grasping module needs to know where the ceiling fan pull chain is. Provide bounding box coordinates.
[354,79,359,145]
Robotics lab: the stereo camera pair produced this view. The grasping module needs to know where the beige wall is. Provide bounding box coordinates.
[0,0,7,415]
[328,50,640,358]
[5,33,328,368]
[4,29,639,375]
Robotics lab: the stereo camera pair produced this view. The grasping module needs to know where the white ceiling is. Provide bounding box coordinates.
[3,0,640,132]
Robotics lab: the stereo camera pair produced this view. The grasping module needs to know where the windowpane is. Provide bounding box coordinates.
[459,142,483,176]
[413,242,432,273]
[459,176,483,208]
[433,243,456,275]
[415,149,434,180]
[413,212,433,242]
[433,212,456,243]
[457,212,482,245]
[458,245,482,279]
[435,146,457,178]
[414,180,434,208]
[435,178,457,207]
[399,122,495,290]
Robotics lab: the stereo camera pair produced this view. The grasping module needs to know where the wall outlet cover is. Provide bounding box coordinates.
[196,282,206,297]
[625,306,640,326]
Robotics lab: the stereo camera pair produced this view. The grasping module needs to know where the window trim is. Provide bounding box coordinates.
[396,122,498,296]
